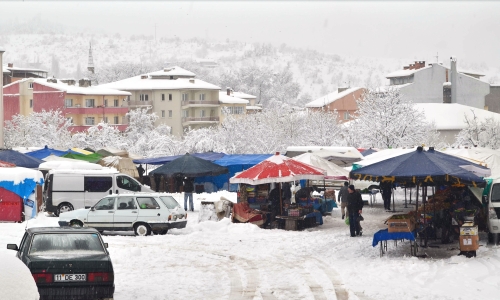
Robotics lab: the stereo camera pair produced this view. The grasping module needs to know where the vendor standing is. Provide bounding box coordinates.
[295,186,313,203]
[347,185,364,237]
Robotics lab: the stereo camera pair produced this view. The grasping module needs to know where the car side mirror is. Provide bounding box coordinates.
[91,207,95,211]
[7,244,18,251]
[104,243,108,248]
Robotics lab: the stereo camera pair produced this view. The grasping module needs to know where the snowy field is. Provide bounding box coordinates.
[1,190,500,300]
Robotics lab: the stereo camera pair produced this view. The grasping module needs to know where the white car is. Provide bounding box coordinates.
[58,193,187,236]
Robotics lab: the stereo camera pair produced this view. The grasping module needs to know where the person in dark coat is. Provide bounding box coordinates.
[381,182,393,211]
[282,182,292,205]
[183,177,195,211]
[269,184,282,220]
[347,185,364,237]
[137,164,145,180]
[154,174,161,192]
[295,186,313,203]
[338,181,349,219]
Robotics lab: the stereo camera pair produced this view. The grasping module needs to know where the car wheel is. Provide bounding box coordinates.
[69,220,83,227]
[134,223,151,236]
[56,203,74,217]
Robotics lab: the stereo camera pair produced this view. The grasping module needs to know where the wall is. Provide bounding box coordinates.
[399,64,447,103]
[307,88,367,123]
[455,73,490,109]
[2,82,20,122]
[485,86,500,113]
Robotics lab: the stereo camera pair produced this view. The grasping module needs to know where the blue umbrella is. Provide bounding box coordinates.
[0,149,44,168]
[350,147,487,187]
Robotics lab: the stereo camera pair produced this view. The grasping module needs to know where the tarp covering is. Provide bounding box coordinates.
[0,149,44,168]
[196,154,273,191]
[71,148,94,155]
[99,156,139,178]
[134,152,225,165]
[292,152,349,180]
[62,152,103,163]
[230,153,325,185]
[360,148,378,156]
[150,153,229,177]
[350,147,488,187]
[25,145,78,160]
[442,147,500,178]
[42,154,90,163]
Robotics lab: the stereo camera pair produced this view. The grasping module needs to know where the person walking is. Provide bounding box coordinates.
[381,183,393,211]
[183,177,195,211]
[347,185,364,237]
[338,181,349,219]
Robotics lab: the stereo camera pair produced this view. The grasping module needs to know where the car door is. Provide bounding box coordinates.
[84,176,113,208]
[136,196,163,222]
[115,175,142,194]
[86,197,116,231]
[113,196,139,231]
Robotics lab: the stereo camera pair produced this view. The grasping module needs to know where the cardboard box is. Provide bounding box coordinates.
[387,215,416,233]
[460,225,478,236]
[459,235,479,251]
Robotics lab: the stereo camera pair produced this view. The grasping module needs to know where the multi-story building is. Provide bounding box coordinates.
[305,87,367,122]
[99,66,221,136]
[231,91,262,114]
[383,60,490,109]
[2,78,130,132]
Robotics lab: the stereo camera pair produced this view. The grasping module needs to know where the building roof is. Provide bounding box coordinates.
[246,105,263,110]
[386,66,432,78]
[414,103,500,130]
[99,74,220,91]
[34,79,131,96]
[232,91,257,99]
[147,66,196,77]
[218,92,249,104]
[305,87,363,108]
[375,82,413,93]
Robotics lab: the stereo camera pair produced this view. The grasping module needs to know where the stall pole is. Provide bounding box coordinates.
[279,182,283,216]
[423,186,428,247]
[416,185,420,246]
[409,186,412,204]
[391,187,396,212]
[404,187,408,208]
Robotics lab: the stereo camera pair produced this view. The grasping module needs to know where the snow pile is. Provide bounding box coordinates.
[0,252,39,300]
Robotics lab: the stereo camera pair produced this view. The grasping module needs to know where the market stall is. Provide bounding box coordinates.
[230,153,326,230]
[350,147,488,256]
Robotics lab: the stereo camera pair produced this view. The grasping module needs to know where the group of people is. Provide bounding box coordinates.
[338,182,364,237]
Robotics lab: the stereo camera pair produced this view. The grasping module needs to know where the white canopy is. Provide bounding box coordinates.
[292,153,349,180]
[442,147,500,177]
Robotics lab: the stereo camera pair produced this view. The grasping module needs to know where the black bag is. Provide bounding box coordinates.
[359,214,364,221]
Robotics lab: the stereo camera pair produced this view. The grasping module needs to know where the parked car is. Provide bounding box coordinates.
[43,169,153,216]
[58,193,188,236]
[487,179,500,244]
[7,227,114,300]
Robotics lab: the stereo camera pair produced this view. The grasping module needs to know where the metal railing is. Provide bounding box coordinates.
[182,116,220,123]
[181,99,219,106]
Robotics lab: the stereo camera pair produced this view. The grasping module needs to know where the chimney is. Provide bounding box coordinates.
[403,66,410,70]
[450,57,457,104]
[7,63,13,68]
[47,78,58,83]
[227,87,231,96]
[414,61,425,70]
[140,74,148,79]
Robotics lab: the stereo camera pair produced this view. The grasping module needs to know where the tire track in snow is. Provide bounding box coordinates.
[227,255,262,300]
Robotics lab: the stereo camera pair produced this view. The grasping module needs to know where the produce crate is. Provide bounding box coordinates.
[387,214,415,233]
[459,235,479,251]
[460,223,478,236]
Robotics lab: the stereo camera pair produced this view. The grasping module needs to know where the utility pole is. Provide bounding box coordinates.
[0,47,5,148]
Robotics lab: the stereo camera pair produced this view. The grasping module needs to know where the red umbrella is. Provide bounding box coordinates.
[230,153,326,185]
[0,160,16,168]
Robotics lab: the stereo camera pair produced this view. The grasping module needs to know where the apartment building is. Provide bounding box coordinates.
[219,88,249,123]
[99,66,221,136]
[2,78,130,132]
[2,63,48,85]
[305,87,367,122]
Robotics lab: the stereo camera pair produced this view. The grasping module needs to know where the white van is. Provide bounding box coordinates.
[487,179,500,243]
[43,169,153,216]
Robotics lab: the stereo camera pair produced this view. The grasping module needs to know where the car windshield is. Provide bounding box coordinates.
[30,233,106,256]
[491,184,500,202]
[159,196,180,209]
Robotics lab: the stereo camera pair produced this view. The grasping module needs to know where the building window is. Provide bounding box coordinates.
[85,99,95,107]
[85,117,95,125]
[162,94,165,101]
[169,94,172,101]
[182,93,189,101]
[200,110,205,117]
[226,107,233,114]
[103,117,108,123]
[199,93,205,101]
[182,110,189,118]
[65,99,73,107]
[161,110,165,118]
[343,112,350,120]
[234,107,243,114]
[28,82,33,89]
[114,99,119,107]
[30,99,33,108]
[104,99,108,107]
[114,116,119,124]
[140,94,148,101]
[168,110,172,118]
[67,117,73,124]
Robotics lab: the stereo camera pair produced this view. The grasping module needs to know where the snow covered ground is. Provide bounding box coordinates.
[1,190,500,300]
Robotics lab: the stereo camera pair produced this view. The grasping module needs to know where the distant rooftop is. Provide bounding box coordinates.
[147,66,196,78]
[34,79,131,96]
[219,91,249,104]
[305,87,363,108]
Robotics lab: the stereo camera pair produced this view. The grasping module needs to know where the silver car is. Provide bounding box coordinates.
[59,193,187,236]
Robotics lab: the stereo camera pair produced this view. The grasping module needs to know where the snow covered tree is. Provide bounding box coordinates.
[4,110,73,148]
[346,89,432,148]
[71,122,126,150]
[455,112,500,149]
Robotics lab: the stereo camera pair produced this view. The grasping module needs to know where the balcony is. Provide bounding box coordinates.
[126,100,154,107]
[69,124,128,133]
[181,116,220,126]
[64,106,129,114]
[181,99,219,108]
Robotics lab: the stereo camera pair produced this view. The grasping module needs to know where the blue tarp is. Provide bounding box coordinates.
[133,152,225,165]
[195,154,273,192]
[0,149,44,168]
[350,148,488,187]
[360,148,378,156]
[25,145,77,160]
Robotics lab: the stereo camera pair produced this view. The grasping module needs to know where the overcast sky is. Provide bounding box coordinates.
[3,1,500,65]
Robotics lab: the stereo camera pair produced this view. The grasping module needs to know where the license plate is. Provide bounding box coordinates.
[54,274,86,282]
